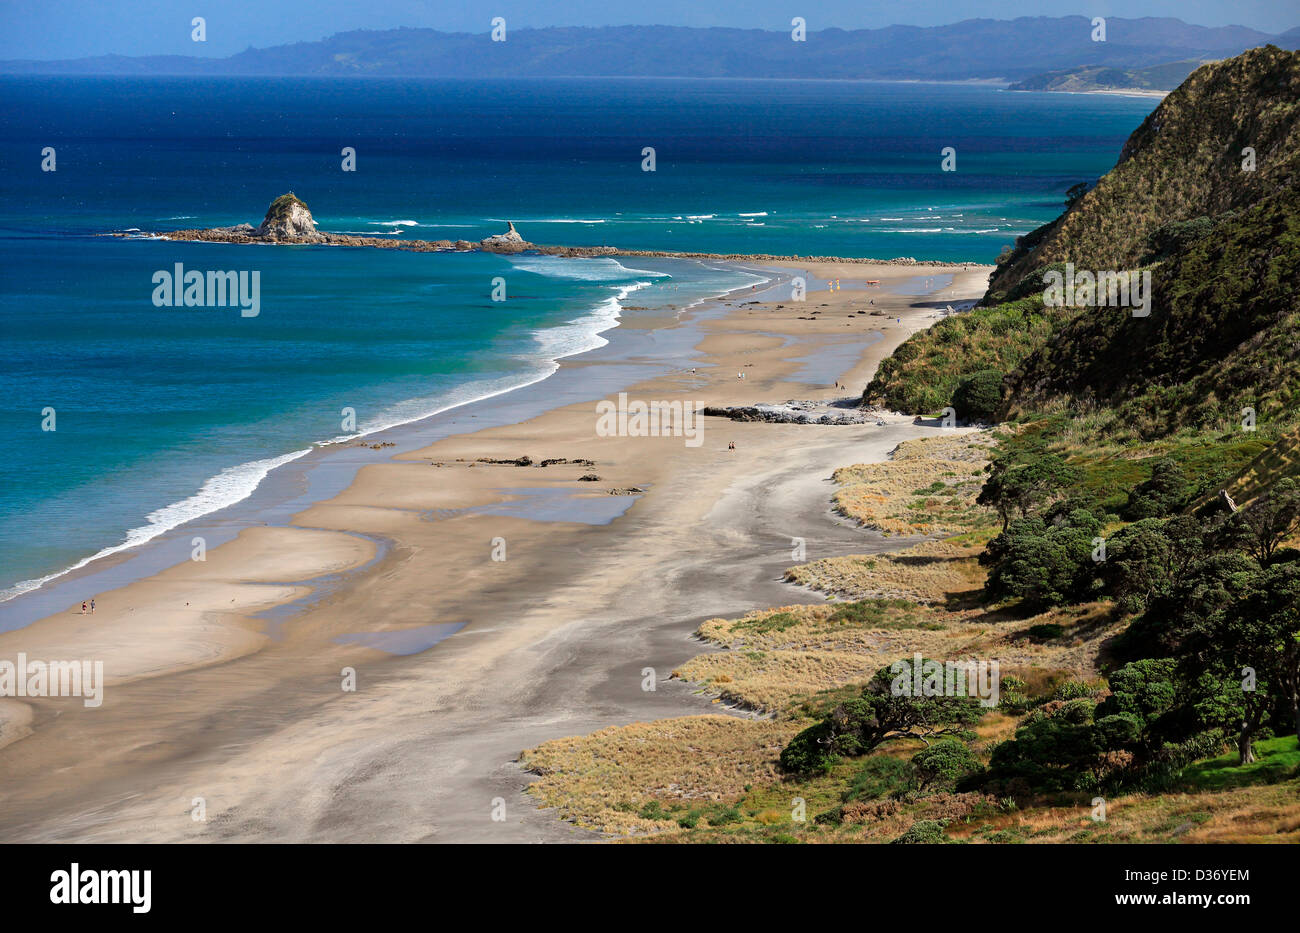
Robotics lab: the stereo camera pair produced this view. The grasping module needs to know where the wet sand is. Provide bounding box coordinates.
[0,259,989,843]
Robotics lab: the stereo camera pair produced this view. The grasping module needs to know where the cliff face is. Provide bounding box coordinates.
[256,193,318,239]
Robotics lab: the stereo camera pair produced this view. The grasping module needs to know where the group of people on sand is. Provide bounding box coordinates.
[80,598,96,614]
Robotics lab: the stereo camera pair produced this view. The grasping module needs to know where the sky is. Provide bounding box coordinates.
[1,0,1295,60]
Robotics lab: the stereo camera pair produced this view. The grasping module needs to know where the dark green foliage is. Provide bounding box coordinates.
[1115,550,1261,661]
[977,448,1080,531]
[1173,560,1300,760]
[980,509,1101,610]
[779,661,987,774]
[1227,477,1300,564]
[1141,215,1214,263]
[1102,515,1208,614]
[1122,459,1195,520]
[1096,659,1179,738]
[778,720,839,775]
[988,699,1140,791]
[1064,181,1092,209]
[951,369,1004,422]
[911,739,981,791]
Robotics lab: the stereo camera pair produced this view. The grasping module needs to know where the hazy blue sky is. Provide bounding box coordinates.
[1,0,1295,60]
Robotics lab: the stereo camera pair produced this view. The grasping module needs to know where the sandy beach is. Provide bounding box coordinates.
[0,259,990,843]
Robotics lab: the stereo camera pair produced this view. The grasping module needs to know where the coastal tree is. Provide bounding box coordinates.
[988,699,1141,791]
[1122,459,1195,520]
[1229,478,1300,565]
[780,661,986,774]
[1187,562,1300,755]
[951,369,1004,422]
[980,509,1101,610]
[1064,181,1093,210]
[977,449,1079,531]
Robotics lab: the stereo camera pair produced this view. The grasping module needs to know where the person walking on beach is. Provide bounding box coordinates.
[90,597,96,614]
[728,441,736,450]
[80,600,87,614]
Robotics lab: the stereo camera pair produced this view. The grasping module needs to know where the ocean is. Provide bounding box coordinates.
[0,76,1157,601]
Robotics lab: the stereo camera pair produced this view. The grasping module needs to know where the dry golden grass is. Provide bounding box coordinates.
[519,715,797,835]
[832,433,995,536]
[946,781,1300,844]
[674,649,881,713]
[694,601,942,651]
[786,537,986,603]
[673,600,1125,715]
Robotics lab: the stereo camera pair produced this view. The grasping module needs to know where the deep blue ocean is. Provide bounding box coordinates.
[0,76,1156,599]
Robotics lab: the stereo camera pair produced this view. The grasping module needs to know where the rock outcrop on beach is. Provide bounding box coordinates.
[704,401,879,425]
[256,192,319,240]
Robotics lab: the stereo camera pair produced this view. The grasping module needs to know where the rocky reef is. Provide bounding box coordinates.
[122,193,971,266]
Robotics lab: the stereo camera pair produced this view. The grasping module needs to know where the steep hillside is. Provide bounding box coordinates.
[1004,184,1300,433]
[867,46,1300,441]
[987,45,1299,301]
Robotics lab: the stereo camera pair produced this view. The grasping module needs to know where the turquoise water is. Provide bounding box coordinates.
[0,76,1157,600]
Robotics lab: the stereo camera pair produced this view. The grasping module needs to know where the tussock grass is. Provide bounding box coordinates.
[519,716,797,835]
[785,537,987,604]
[831,433,996,536]
[673,599,1124,715]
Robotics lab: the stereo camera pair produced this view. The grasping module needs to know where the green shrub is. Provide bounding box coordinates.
[981,510,1102,610]
[911,739,982,791]
[951,369,1004,422]
[890,819,951,844]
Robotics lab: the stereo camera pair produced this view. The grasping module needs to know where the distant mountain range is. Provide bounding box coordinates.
[2,17,1296,82]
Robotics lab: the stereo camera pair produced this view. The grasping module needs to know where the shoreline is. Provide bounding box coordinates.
[0,255,769,618]
[0,257,992,842]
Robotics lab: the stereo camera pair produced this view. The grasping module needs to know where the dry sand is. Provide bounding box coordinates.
[0,260,989,843]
